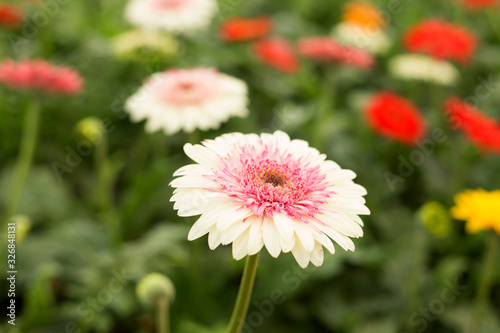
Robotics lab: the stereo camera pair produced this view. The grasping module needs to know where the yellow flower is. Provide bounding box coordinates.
[342,2,386,30]
[419,202,452,238]
[450,189,500,235]
[112,29,179,63]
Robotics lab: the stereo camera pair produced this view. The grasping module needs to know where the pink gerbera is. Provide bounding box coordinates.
[170,131,369,268]
[0,59,83,94]
[298,37,375,70]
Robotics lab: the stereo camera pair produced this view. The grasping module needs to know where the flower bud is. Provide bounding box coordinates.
[419,201,452,237]
[12,214,32,243]
[75,117,105,145]
[112,29,179,63]
[136,273,175,307]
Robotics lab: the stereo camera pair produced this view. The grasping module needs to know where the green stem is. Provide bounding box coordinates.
[4,99,40,222]
[157,297,170,333]
[469,232,499,333]
[95,134,120,245]
[226,253,260,333]
[486,10,500,42]
[312,69,336,152]
[405,220,427,332]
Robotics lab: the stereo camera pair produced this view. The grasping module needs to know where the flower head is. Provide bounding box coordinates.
[444,97,500,154]
[124,0,217,34]
[220,17,272,42]
[0,59,83,95]
[298,37,375,70]
[364,92,427,145]
[253,38,300,74]
[0,3,23,29]
[451,189,500,235]
[342,2,386,30]
[171,131,369,268]
[403,19,477,63]
[456,0,499,10]
[112,29,179,62]
[331,22,391,55]
[125,68,248,135]
[76,117,105,145]
[389,54,460,86]
[420,202,453,238]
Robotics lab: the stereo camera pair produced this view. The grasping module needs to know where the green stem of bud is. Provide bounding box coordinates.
[157,296,170,333]
[3,99,40,224]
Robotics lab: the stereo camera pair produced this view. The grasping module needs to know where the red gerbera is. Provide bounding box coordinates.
[297,37,374,70]
[458,0,499,10]
[444,97,500,153]
[365,92,427,145]
[0,3,23,29]
[0,58,83,95]
[253,38,299,74]
[403,19,477,63]
[220,17,272,42]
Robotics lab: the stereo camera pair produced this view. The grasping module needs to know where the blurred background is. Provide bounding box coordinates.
[1,0,500,332]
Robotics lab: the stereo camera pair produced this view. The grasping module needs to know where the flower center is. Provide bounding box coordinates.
[153,0,189,9]
[262,173,286,187]
[158,74,217,106]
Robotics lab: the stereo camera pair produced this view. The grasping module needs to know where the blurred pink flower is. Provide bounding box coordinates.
[298,37,375,70]
[0,59,83,95]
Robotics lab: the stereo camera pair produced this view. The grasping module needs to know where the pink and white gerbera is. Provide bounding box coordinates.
[170,131,369,268]
[125,68,248,134]
[124,0,217,34]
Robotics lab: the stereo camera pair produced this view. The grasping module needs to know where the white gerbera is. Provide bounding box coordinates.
[124,0,217,34]
[125,68,248,135]
[332,22,391,55]
[389,53,460,86]
[170,131,370,268]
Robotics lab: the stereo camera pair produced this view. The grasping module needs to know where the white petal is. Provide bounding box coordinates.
[272,213,295,241]
[262,218,281,258]
[291,236,310,268]
[232,229,250,260]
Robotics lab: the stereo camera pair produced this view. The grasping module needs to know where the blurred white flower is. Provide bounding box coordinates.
[125,68,248,135]
[112,29,179,61]
[331,22,391,55]
[170,131,370,268]
[389,53,460,86]
[124,0,217,34]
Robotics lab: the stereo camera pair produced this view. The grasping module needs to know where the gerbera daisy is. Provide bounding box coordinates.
[0,3,23,29]
[111,29,179,62]
[331,22,391,55]
[456,0,499,10]
[252,38,299,74]
[331,2,391,55]
[388,54,460,86]
[124,0,217,34]
[298,37,374,70]
[170,131,369,268]
[0,59,83,95]
[342,1,386,30]
[451,189,500,235]
[219,17,272,42]
[444,97,500,153]
[403,19,477,63]
[125,68,248,134]
[364,92,427,145]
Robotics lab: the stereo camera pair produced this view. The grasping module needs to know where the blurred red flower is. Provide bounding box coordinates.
[298,37,374,70]
[253,38,299,74]
[220,17,272,42]
[365,92,427,145]
[403,19,477,63]
[458,0,499,10]
[444,97,500,153]
[0,59,83,95]
[0,3,23,29]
